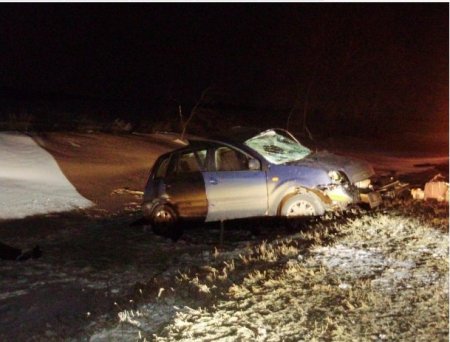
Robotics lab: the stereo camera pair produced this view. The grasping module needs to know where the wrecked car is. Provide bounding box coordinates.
[143,128,381,236]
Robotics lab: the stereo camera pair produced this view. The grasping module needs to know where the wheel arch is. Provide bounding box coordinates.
[276,186,330,216]
[143,198,179,220]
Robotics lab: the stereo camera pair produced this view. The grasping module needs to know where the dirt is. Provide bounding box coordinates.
[0,132,448,341]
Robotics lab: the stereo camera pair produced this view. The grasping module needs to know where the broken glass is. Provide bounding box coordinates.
[245,129,311,164]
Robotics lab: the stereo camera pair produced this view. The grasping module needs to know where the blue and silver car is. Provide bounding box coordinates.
[143,128,381,236]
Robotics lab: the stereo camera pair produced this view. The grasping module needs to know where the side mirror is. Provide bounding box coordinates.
[248,158,261,170]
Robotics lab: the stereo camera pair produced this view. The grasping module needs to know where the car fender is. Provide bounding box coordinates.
[277,186,331,215]
[266,165,332,215]
[268,180,332,216]
[294,151,375,183]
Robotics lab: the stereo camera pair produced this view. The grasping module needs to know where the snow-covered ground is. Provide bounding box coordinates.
[92,204,448,341]
[0,131,447,341]
[0,132,93,219]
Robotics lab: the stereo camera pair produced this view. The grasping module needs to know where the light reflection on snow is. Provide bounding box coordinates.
[0,132,92,219]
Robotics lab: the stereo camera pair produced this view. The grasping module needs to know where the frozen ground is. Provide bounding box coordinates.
[91,201,448,342]
[0,131,447,341]
[0,132,92,219]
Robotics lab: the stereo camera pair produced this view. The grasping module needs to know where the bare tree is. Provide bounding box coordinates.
[286,72,316,141]
[179,86,211,141]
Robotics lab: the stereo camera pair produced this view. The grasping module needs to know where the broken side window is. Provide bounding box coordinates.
[177,151,202,174]
[214,146,250,171]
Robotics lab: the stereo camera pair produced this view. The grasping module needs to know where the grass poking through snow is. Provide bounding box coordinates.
[92,200,448,341]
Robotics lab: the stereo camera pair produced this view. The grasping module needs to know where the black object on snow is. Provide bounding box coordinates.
[0,242,42,261]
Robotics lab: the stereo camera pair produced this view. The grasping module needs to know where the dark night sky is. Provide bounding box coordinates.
[0,3,448,131]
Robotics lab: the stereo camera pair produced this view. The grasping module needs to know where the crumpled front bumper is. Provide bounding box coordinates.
[321,183,382,210]
[320,184,359,210]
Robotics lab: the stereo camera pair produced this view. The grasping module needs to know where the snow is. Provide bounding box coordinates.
[0,132,447,340]
[0,132,93,219]
[135,209,448,341]
[312,244,389,279]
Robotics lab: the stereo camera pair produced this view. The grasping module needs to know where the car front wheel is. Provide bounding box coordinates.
[281,193,325,231]
[282,193,325,217]
[150,204,182,241]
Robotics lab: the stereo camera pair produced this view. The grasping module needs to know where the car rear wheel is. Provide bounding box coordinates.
[151,204,183,241]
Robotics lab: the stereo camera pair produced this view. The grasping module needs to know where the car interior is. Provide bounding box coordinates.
[215,147,248,171]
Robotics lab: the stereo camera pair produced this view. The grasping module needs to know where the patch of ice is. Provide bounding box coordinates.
[0,132,93,219]
[0,289,29,300]
[338,283,352,290]
[90,303,178,341]
[313,243,445,293]
[312,245,389,278]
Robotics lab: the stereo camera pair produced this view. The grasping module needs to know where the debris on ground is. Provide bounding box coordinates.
[424,174,449,202]
[411,187,425,200]
[0,242,42,261]
[373,175,411,200]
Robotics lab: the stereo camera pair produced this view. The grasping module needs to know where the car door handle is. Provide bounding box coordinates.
[208,177,219,185]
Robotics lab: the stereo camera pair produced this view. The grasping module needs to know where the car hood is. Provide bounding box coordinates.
[289,150,375,183]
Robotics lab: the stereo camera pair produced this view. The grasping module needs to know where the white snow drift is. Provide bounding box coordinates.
[0,132,93,219]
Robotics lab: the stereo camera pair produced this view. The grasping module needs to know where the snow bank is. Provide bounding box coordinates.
[0,132,93,219]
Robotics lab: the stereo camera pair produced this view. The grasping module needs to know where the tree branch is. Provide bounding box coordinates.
[180,86,211,140]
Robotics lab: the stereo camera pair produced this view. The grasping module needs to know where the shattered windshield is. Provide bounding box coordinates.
[245,129,311,164]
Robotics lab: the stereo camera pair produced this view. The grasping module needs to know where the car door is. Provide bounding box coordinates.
[164,149,208,219]
[203,144,268,222]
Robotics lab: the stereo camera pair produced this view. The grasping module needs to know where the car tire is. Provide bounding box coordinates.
[281,193,325,217]
[281,193,325,231]
[150,204,183,241]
